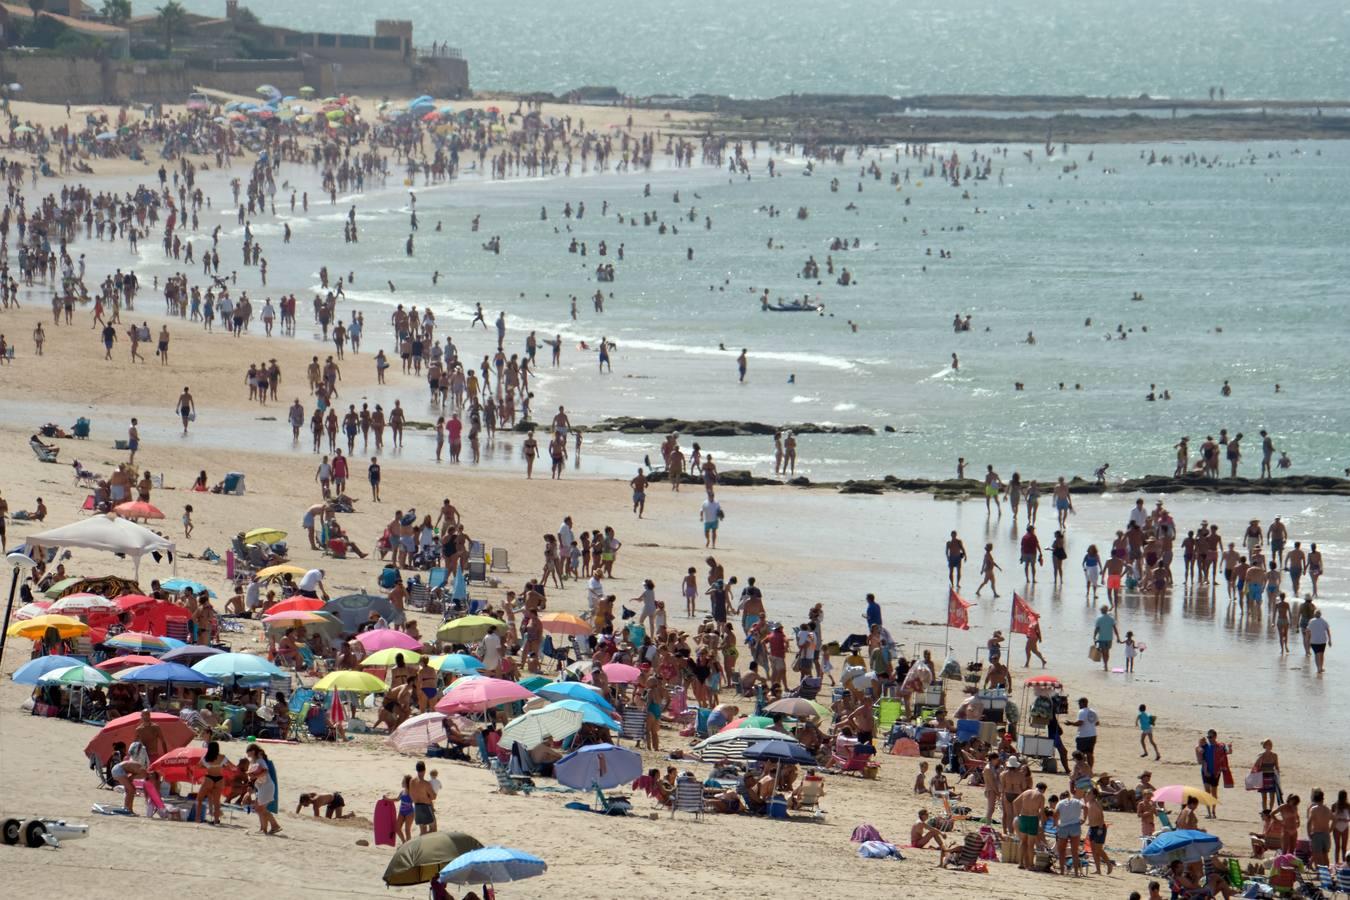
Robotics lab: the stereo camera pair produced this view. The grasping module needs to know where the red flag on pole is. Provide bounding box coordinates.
[947,588,972,630]
[1010,592,1040,636]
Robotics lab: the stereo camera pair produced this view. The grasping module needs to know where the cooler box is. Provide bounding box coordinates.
[978,721,1000,744]
[915,684,943,708]
[955,719,981,743]
[1018,734,1055,758]
[767,796,788,819]
[223,704,246,735]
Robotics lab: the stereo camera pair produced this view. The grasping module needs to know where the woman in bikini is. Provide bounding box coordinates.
[245,744,281,835]
[197,740,225,825]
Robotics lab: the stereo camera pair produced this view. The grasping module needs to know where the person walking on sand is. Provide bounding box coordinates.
[700,494,722,548]
[984,465,1002,514]
[1195,730,1230,819]
[1092,605,1122,671]
[975,543,1001,597]
[177,387,196,435]
[1137,704,1161,760]
[1307,610,1332,674]
[1020,525,1043,583]
[1053,476,1074,528]
[946,531,967,588]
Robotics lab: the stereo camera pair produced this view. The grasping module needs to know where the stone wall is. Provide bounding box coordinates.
[416,56,470,99]
[0,54,189,103]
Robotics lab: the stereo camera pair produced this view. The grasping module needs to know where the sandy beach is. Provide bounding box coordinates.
[0,94,1346,900]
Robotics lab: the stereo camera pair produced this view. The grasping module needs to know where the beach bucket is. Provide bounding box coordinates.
[766,796,788,819]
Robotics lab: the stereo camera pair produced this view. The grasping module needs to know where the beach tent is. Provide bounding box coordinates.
[26,515,175,579]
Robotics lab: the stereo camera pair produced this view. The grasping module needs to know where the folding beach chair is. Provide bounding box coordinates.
[491,759,533,795]
[671,777,704,821]
[540,635,572,671]
[490,548,510,573]
[796,777,825,818]
[620,707,647,745]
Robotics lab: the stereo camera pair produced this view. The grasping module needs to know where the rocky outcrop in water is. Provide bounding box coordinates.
[597,417,874,437]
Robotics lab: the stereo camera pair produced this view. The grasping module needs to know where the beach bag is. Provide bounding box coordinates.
[1245,771,1263,791]
[850,823,884,843]
[1088,644,1102,662]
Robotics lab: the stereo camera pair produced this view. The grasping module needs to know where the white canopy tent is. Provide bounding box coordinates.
[26,515,177,579]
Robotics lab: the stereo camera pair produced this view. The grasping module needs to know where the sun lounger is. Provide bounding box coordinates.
[490,547,510,572]
[491,759,533,795]
[593,785,631,815]
[30,439,59,463]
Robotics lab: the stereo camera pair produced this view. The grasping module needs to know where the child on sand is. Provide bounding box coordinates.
[1136,788,1157,836]
[1124,631,1138,673]
[1137,703,1160,760]
[914,760,930,794]
[182,504,194,539]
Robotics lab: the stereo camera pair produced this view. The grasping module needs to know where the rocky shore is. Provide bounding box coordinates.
[647,470,1350,498]
[596,417,875,437]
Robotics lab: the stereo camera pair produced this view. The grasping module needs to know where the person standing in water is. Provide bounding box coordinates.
[737,348,748,383]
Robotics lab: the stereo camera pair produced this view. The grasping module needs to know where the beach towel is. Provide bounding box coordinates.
[851,823,884,843]
[263,758,279,814]
[857,840,903,860]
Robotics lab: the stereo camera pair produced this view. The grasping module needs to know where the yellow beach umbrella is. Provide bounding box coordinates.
[314,670,389,693]
[7,614,90,640]
[436,615,505,643]
[361,648,423,667]
[257,564,307,580]
[244,528,287,545]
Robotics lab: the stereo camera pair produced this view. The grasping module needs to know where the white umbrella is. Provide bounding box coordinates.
[387,712,448,754]
[692,727,799,762]
[47,593,119,615]
[501,705,584,750]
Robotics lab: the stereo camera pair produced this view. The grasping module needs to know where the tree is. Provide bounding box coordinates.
[101,0,131,25]
[156,1,187,55]
[27,0,48,17]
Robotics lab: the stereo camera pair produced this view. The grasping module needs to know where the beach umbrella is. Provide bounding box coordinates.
[255,84,279,97]
[1141,829,1223,865]
[118,661,220,688]
[11,655,83,684]
[191,652,283,681]
[720,715,777,732]
[352,627,420,653]
[692,728,799,762]
[562,659,595,680]
[554,743,641,790]
[161,578,214,597]
[518,675,554,692]
[537,612,590,636]
[256,564,307,580]
[360,648,423,667]
[7,614,89,640]
[47,593,119,615]
[243,527,286,545]
[313,670,387,694]
[38,664,114,688]
[421,110,440,122]
[59,575,143,599]
[502,704,584,750]
[104,631,171,654]
[266,596,325,615]
[14,125,35,134]
[114,594,156,612]
[537,699,618,731]
[763,697,831,720]
[742,739,817,766]
[384,831,483,886]
[436,614,504,643]
[592,662,641,684]
[41,577,81,598]
[150,746,237,785]
[299,86,316,96]
[113,501,163,521]
[159,644,224,664]
[261,609,329,628]
[95,654,161,672]
[534,681,615,713]
[1151,785,1219,808]
[435,676,533,714]
[12,600,51,621]
[324,594,396,632]
[429,653,484,675]
[439,847,546,886]
[85,712,193,763]
[386,711,448,754]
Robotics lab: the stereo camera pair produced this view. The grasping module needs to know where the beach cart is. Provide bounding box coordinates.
[1016,675,1066,769]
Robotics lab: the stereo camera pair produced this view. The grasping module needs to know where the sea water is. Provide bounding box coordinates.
[120,138,1350,483]
[158,0,1350,100]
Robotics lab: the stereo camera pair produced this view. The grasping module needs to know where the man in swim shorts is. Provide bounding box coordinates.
[410,761,437,834]
[1013,782,1048,868]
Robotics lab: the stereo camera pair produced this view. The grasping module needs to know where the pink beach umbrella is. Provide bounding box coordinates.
[591,662,642,684]
[435,676,534,714]
[353,628,422,653]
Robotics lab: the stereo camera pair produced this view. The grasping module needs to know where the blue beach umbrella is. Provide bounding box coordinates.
[1141,830,1223,865]
[439,847,546,885]
[117,661,220,688]
[742,739,817,765]
[432,653,484,675]
[534,681,615,713]
[553,743,641,790]
[159,644,223,664]
[191,652,285,681]
[161,578,215,597]
[12,655,84,684]
[538,699,618,730]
